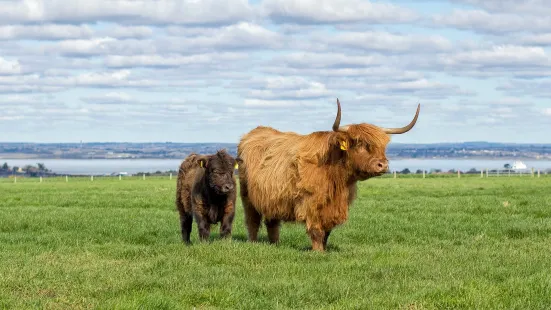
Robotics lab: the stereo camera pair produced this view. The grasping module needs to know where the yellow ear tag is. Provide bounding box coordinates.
[234,163,238,169]
[200,161,203,168]
[340,140,348,151]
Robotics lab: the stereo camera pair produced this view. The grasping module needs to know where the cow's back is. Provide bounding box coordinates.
[237,126,304,220]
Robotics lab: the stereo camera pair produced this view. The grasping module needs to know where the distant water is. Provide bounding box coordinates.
[2,158,551,175]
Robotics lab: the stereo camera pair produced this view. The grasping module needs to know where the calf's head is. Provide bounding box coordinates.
[331,99,420,180]
[197,149,237,194]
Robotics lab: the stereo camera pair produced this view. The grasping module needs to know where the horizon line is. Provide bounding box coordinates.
[1,141,551,145]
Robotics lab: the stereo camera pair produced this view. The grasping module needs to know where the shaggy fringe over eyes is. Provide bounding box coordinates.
[345,124,390,149]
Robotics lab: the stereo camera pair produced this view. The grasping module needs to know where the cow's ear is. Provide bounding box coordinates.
[235,157,244,167]
[198,156,209,168]
[332,133,350,152]
[317,133,348,164]
[338,139,348,151]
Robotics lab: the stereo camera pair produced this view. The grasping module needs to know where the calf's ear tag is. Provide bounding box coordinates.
[234,163,238,169]
[200,161,203,168]
[340,140,348,151]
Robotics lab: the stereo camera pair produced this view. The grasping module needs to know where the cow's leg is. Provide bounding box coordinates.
[265,218,281,243]
[323,229,332,250]
[306,219,325,252]
[307,228,325,252]
[240,182,262,241]
[219,200,235,239]
[243,200,262,241]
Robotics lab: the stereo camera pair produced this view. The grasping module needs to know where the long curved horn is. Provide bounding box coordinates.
[332,98,342,131]
[381,103,420,134]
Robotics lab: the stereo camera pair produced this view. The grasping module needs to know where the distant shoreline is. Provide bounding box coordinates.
[2,141,550,161]
[3,157,551,176]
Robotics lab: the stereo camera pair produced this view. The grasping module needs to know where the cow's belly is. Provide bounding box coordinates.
[248,183,297,222]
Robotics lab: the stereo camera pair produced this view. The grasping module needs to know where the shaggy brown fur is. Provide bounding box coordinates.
[175,149,237,243]
[237,99,419,251]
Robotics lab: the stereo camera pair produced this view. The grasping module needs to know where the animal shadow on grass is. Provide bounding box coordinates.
[181,231,270,244]
[292,244,342,253]
[227,232,280,245]
[233,232,342,253]
[182,228,342,252]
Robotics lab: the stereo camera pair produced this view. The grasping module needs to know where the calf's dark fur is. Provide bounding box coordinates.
[175,149,237,243]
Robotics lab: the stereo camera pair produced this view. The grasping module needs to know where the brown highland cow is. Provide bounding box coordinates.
[237,99,420,251]
[175,149,237,243]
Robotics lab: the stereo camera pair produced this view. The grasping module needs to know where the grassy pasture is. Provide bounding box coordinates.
[1,175,551,309]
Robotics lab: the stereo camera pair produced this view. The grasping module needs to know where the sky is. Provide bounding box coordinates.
[0,0,550,144]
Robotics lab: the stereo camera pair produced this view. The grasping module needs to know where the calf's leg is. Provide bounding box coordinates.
[219,200,235,238]
[195,213,211,242]
[176,191,193,244]
[179,212,193,244]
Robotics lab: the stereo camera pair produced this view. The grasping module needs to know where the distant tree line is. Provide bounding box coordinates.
[0,162,52,177]
[134,169,178,176]
[397,168,496,174]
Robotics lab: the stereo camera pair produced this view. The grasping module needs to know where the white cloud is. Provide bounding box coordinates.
[543,108,551,116]
[244,98,318,107]
[160,22,283,51]
[0,94,51,106]
[0,24,153,41]
[319,30,453,53]
[81,92,133,104]
[433,9,551,34]
[102,25,153,39]
[0,69,205,94]
[440,45,550,67]
[0,24,93,40]
[486,98,534,107]
[0,0,255,25]
[272,52,384,69]
[262,0,419,24]
[104,53,247,68]
[0,57,22,75]
[363,79,474,99]
[452,0,551,16]
[497,79,551,98]
[261,65,423,81]
[243,76,332,101]
[402,45,551,79]
[42,37,121,56]
[515,33,551,46]
[39,22,281,57]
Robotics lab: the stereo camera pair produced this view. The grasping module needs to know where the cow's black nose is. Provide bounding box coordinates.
[222,184,233,192]
[376,161,388,173]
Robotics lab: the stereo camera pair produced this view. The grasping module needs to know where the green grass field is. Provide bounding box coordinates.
[1,175,551,309]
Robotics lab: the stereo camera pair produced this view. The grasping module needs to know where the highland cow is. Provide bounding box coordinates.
[175,149,237,243]
[237,99,420,251]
